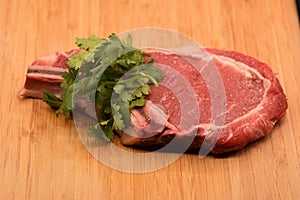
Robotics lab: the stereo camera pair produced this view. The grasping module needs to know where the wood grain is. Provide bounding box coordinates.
[0,0,299,199]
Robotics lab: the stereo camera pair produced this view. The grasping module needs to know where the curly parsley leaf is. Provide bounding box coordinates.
[42,91,62,110]
[48,36,105,117]
[75,35,105,51]
[43,33,163,141]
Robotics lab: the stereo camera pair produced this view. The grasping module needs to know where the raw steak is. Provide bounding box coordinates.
[18,48,288,154]
[120,48,288,153]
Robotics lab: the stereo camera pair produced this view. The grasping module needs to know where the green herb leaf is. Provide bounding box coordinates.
[75,35,105,51]
[49,35,105,117]
[42,91,62,109]
[43,33,163,141]
[66,51,88,70]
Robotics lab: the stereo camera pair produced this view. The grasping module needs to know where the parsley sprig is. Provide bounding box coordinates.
[42,34,163,140]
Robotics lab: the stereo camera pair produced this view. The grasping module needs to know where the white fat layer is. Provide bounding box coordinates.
[27,73,64,80]
[29,65,67,73]
[212,55,267,80]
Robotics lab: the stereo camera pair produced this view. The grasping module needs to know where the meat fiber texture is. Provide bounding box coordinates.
[18,48,288,154]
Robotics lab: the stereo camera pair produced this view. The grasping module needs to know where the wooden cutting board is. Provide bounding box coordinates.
[1,0,299,199]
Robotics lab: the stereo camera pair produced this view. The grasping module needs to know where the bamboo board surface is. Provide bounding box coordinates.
[0,0,300,199]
